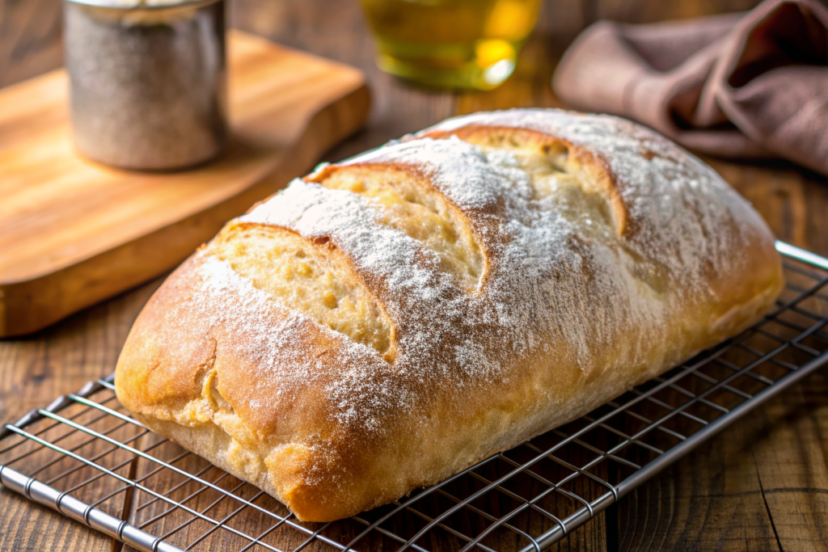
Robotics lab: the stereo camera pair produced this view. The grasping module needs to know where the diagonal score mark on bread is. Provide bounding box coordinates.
[210,223,396,362]
[416,126,675,295]
[307,164,485,293]
[417,125,628,236]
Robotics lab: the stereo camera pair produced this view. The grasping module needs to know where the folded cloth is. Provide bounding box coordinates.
[552,0,828,176]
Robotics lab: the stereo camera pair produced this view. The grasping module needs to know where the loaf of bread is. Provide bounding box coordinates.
[115,109,783,522]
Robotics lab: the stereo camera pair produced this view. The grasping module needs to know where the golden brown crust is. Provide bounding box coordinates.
[115,109,784,522]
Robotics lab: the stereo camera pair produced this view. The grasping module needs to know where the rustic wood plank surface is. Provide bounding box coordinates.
[2,0,828,551]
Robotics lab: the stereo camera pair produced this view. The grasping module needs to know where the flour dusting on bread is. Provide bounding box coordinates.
[115,109,783,522]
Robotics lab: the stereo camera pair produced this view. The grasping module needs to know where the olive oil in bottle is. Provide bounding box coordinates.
[360,0,541,90]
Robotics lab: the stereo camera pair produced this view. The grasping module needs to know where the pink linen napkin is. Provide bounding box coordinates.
[552,0,828,176]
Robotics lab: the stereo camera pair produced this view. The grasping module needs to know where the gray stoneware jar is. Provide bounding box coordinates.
[64,0,227,170]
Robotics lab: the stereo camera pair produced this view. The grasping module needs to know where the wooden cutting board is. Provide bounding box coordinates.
[0,31,370,338]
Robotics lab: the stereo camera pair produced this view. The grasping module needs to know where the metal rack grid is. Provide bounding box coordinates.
[1,241,827,552]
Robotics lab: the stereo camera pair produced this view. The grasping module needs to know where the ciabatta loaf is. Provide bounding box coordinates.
[115,109,783,522]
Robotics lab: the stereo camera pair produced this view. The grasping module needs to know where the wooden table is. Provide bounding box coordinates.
[2,0,828,550]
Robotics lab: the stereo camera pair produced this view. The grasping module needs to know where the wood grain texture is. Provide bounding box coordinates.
[618,368,828,552]
[0,30,369,337]
[2,0,828,551]
[0,279,161,552]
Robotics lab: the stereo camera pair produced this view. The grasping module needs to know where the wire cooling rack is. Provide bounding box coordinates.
[2,241,827,552]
